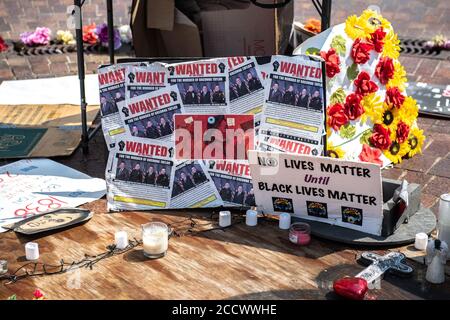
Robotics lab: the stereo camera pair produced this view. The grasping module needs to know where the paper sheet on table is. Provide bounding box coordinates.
[0,159,106,232]
[0,75,99,105]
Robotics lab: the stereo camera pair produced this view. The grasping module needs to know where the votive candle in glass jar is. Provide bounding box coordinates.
[142,222,169,259]
[289,222,311,246]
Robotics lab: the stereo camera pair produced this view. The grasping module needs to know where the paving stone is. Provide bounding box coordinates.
[422,176,450,198]
[428,158,450,179]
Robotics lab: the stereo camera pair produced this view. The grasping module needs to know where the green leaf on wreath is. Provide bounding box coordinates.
[330,87,346,105]
[360,129,373,145]
[7,294,17,300]
[330,35,346,55]
[305,47,320,56]
[339,124,356,139]
[346,63,359,81]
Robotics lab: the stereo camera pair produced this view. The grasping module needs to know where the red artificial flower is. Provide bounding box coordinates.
[385,87,405,108]
[375,56,395,85]
[327,103,349,131]
[82,23,98,45]
[0,36,8,52]
[344,93,364,120]
[320,48,341,78]
[370,27,386,53]
[359,144,383,166]
[354,71,378,96]
[396,121,410,144]
[33,289,44,299]
[351,38,374,64]
[370,124,391,150]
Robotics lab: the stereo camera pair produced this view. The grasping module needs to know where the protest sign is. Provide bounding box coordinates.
[248,150,383,236]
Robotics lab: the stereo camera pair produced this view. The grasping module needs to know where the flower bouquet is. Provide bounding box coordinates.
[295,9,425,167]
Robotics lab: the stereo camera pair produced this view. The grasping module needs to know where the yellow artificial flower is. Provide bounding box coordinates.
[56,30,75,45]
[382,29,400,59]
[387,61,407,91]
[345,15,368,40]
[407,126,425,157]
[360,93,384,123]
[383,140,410,164]
[371,102,399,130]
[326,124,332,138]
[398,96,419,125]
[326,141,345,159]
[360,9,391,31]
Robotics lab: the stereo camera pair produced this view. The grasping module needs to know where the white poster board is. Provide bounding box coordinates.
[0,159,106,232]
[248,150,383,236]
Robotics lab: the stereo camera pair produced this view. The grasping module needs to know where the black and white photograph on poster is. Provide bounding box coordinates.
[99,86,124,116]
[267,80,324,111]
[206,159,255,207]
[258,55,325,157]
[258,130,322,156]
[170,161,222,208]
[248,150,384,236]
[115,156,172,188]
[125,63,168,99]
[167,58,229,114]
[171,162,208,197]
[228,56,265,134]
[106,137,175,211]
[120,85,183,142]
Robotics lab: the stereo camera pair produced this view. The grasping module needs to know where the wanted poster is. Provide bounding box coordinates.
[258,55,325,156]
[120,85,183,142]
[167,59,229,114]
[228,57,265,129]
[106,137,175,211]
[170,160,222,208]
[125,63,168,99]
[248,150,383,236]
[98,64,128,148]
[206,160,255,208]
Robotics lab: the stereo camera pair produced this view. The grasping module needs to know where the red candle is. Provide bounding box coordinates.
[289,222,311,246]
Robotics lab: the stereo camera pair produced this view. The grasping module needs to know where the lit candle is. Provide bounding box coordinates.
[279,212,291,230]
[219,211,231,227]
[142,222,169,259]
[25,242,39,261]
[0,260,7,275]
[414,232,428,251]
[246,209,258,226]
[115,231,128,250]
[438,193,450,258]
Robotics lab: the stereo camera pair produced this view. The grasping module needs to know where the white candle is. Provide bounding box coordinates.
[25,242,39,260]
[414,233,428,251]
[279,213,291,230]
[438,193,450,258]
[219,211,231,227]
[115,231,128,249]
[246,209,258,226]
[0,260,7,275]
[142,222,169,259]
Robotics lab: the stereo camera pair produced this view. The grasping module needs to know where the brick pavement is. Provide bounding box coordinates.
[0,0,448,213]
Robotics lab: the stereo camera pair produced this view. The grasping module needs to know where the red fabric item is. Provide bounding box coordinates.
[396,121,410,144]
[354,71,378,96]
[333,277,368,300]
[370,124,391,150]
[385,87,405,108]
[327,103,349,131]
[370,27,386,53]
[351,38,374,64]
[320,48,341,78]
[375,56,395,85]
[359,144,383,166]
[344,93,364,120]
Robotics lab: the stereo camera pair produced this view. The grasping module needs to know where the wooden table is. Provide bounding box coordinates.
[0,199,449,300]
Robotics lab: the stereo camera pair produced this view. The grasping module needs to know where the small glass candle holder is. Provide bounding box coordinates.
[0,260,7,275]
[289,222,311,246]
[142,222,169,259]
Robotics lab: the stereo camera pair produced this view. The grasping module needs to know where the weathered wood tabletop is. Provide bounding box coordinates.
[0,199,449,300]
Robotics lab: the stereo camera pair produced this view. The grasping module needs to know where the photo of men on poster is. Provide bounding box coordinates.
[229,68,263,101]
[100,87,125,116]
[212,177,255,207]
[127,109,178,140]
[268,80,323,111]
[171,162,209,198]
[179,82,226,105]
[115,159,172,188]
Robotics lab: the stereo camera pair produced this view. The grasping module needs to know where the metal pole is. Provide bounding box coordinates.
[107,0,114,64]
[75,0,89,154]
[321,0,332,31]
